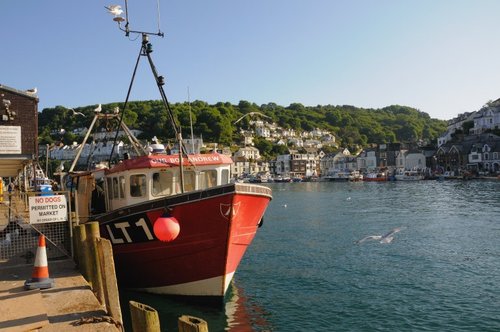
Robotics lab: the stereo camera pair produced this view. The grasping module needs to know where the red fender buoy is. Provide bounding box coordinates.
[153,217,180,242]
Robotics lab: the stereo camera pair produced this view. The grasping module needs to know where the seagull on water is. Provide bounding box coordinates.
[355,227,403,244]
[105,5,123,17]
[70,108,85,117]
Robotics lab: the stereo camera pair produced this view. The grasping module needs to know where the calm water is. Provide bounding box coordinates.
[120,180,500,331]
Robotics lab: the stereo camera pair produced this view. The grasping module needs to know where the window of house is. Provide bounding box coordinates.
[484,153,489,160]
[493,152,498,160]
[130,174,146,197]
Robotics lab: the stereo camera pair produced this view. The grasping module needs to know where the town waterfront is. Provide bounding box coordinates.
[120,180,500,331]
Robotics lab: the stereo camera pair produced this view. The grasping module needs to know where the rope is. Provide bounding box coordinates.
[108,43,143,166]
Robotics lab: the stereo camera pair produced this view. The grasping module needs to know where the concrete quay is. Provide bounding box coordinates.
[0,259,121,331]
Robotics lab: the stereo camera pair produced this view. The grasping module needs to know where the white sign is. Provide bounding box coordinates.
[29,195,68,224]
[0,126,22,154]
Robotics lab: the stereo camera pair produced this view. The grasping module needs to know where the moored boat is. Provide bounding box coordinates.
[71,150,271,297]
[67,13,272,298]
[394,170,424,181]
[324,169,350,182]
[363,172,387,182]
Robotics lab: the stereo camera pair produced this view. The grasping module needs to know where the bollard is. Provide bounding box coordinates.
[178,315,209,332]
[73,224,90,282]
[85,221,105,305]
[97,238,123,328]
[129,301,161,332]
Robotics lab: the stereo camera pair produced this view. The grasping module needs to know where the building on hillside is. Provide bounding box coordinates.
[231,160,269,178]
[0,84,38,178]
[466,134,500,174]
[320,148,357,173]
[275,154,292,176]
[437,112,475,147]
[470,99,500,135]
[233,146,261,161]
[255,126,271,138]
[357,149,378,172]
[395,150,426,171]
[289,152,319,178]
[436,133,500,175]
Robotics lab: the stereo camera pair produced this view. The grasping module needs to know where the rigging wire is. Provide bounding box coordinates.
[108,44,144,166]
[156,0,162,35]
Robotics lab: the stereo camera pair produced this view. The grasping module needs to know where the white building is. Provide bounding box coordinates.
[233,146,261,161]
[470,100,500,135]
[395,150,426,171]
[275,154,292,175]
[357,149,377,171]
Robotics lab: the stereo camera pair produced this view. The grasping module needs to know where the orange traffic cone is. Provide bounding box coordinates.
[24,235,55,290]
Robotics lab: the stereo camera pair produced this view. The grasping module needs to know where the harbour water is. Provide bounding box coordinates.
[120,180,500,331]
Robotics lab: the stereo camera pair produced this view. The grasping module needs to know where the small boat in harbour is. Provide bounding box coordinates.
[394,169,424,181]
[323,169,350,182]
[363,172,387,182]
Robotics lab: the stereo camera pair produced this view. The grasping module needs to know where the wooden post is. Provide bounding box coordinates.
[178,315,209,332]
[97,237,123,328]
[73,224,90,282]
[85,221,105,305]
[129,301,161,332]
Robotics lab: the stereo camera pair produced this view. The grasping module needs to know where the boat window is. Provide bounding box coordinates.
[221,169,229,184]
[199,170,217,189]
[130,174,146,197]
[119,176,125,199]
[184,171,195,191]
[152,172,173,196]
[106,178,113,200]
[112,177,119,199]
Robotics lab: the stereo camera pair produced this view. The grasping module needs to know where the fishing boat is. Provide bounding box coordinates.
[68,6,272,298]
[71,148,271,297]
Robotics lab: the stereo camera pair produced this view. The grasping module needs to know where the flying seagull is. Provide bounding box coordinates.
[70,108,85,117]
[94,104,102,113]
[355,227,403,244]
[234,112,271,124]
[105,5,123,16]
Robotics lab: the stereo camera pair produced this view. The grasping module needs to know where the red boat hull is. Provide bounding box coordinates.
[97,183,271,297]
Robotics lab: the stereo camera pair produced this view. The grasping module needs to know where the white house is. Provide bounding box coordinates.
[275,154,292,175]
[233,146,261,161]
[357,149,377,171]
[395,150,426,171]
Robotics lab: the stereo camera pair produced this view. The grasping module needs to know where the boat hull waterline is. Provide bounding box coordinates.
[96,183,271,297]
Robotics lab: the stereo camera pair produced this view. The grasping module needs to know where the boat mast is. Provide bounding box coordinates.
[106,2,186,193]
[188,87,195,154]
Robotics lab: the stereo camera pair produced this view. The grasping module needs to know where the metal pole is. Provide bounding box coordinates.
[69,114,99,172]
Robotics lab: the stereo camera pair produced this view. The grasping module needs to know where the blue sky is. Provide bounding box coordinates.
[2,0,500,120]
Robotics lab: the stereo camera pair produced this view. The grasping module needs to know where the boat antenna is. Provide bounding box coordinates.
[105,0,164,38]
[106,2,191,192]
[188,87,195,154]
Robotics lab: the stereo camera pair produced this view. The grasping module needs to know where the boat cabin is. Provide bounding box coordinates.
[100,153,233,211]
